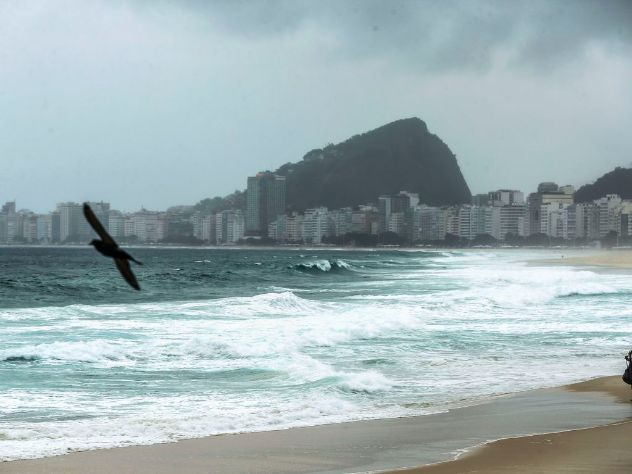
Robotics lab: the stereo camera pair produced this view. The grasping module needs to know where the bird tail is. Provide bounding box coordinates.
[132,258,143,265]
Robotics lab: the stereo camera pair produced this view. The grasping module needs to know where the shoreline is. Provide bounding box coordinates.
[3,251,631,472]
[394,376,632,473]
[3,376,631,473]
[529,249,632,270]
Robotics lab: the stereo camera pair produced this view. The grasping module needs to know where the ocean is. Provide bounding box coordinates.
[1,247,631,461]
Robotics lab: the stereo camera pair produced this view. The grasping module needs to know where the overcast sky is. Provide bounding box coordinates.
[1,0,631,212]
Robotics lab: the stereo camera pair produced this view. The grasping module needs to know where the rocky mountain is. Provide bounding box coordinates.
[195,117,471,213]
[574,167,632,202]
[275,117,471,212]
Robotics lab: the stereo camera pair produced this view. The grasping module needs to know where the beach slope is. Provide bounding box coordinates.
[3,377,631,474]
[402,377,632,473]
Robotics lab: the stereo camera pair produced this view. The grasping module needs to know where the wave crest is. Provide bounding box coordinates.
[291,259,352,273]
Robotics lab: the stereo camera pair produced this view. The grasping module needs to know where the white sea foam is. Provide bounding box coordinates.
[0,340,135,365]
[2,250,632,461]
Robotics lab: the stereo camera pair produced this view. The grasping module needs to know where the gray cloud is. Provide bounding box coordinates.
[1,0,631,211]
[159,0,632,71]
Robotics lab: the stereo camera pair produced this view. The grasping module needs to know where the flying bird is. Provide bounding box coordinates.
[83,203,142,290]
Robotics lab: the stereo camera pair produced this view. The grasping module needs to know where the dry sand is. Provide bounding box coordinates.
[533,249,632,269]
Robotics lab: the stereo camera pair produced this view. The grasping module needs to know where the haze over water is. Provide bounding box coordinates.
[1,247,631,461]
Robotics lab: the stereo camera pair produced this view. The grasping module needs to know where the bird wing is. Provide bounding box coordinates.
[83,203,115,245]
[115,258,141,291]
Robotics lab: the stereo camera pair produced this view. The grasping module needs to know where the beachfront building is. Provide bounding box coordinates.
[302,207,329,244]
[191,212,215,243]
[351,205,378,235]
[57,202,83,243]
[444,207,460,237]
[21,214,38,243]
[616,201,632,239]
[127,210,167,243]
[540,202,568,239]
[457,205,493,240]
[492,204,527,240]
[200,215,216,244]
[215,210,244,245]
[329,208,353,237]
[378,192,418,235]
[35,214,52,243]
[269,213,304,243]
[387,211,407,236]
[573,203,596,240]
[409,205,447,242]
[108,211,126,239]
[192,212,216,243]
[0,201,17,242]
[526,183,574,236]
[285,213,304,242]
[245,172,286,237]
[596,194,623,238]
[488,189,525,206]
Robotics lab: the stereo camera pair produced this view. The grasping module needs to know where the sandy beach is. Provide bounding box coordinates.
[532,249,632,269]
[398,376,632,474]
[2,376,631,473]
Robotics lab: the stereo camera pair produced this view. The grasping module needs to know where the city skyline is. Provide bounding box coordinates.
[2,175,631,247]
[2,1,631,212]
[0,164,614,216]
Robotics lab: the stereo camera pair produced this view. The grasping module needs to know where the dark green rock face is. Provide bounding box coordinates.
[574,167,632,202]
[275,117,471,212]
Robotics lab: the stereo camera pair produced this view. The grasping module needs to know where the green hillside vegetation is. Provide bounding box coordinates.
[195,117,471,213]
[574,167,632,202]
[194,190,246,213]
[275,117,471,212]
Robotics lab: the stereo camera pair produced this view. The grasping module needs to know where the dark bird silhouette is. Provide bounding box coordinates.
[83,203,142,290]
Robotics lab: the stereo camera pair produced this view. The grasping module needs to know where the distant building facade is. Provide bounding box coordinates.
[246,172,286,237]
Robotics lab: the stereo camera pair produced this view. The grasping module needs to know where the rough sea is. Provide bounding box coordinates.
[1,247,631,461]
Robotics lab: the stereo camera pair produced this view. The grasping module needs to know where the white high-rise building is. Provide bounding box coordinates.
[216,210,244,244]
[488,189,524,206]
[574,202,600,240]
[496,204,527,240]
[302,207,329,244]
[286,213,303,242]
[459,205,492,240]
[596,194,622,238]
[200,215,216,243]
[108,212,127,239]
[444,207,460,236]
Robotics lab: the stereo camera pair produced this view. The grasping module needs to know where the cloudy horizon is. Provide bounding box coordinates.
[1,0,631,213]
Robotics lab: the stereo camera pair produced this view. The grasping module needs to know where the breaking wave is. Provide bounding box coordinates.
[3,248,632,461]
[291,259,353,273]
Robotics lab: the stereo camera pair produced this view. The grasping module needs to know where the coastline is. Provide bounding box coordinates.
[3,250,632,473]
[529,249,632,269]
[396,377,632,474]
[3,376,631,473]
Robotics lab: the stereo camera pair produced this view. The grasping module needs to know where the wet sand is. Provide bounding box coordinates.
[3,377,631,473]
[398,377,632,474]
